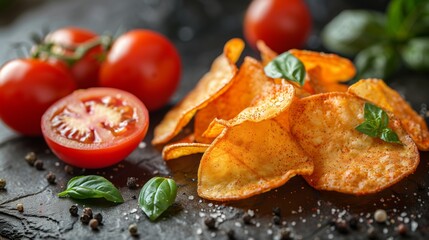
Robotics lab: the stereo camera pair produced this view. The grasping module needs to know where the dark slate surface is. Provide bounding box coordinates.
[1,0,429,239]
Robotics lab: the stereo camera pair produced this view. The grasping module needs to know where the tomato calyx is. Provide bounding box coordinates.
[32,34,113,66]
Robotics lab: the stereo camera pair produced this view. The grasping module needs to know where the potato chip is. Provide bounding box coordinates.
[289,92,419,195]
[307,66,348,93]
[162,143,210,161]
[289,49,356,82]
[152,39,244,145]
[348,79,429,151]
[198,112,313,201]
[202,77,295,140]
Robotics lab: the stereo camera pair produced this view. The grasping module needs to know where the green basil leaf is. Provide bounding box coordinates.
[380,128,402,144]
[354,44,401,80]
[139,177,177,221]
[58,175,124,203]
[356,103,402,144]
[264,52,305,86]
[387,0,429,40]
[322,10,387,55]
[401,37,429,71]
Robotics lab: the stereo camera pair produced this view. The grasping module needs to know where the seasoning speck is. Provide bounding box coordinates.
[69,205,78,216]
[396,223,407,236]
[0,178,6,190]
[204,216,216,229]
[126,177,139,189]
[347,215,359,229]
[367,227,378,239]
[272,207,281,217]
[25,152,37,166]
[335,219,349,234]
[188,195,195,200]
[226,229,235,239]
[278,228,292,240]
[273,215,281,225]
[89,219,99,230]
[374,209,387,223]
[16,203,24,212]
[94,213,103,224]
[46,172,56,184]
[80,214,91,224]
[64,165,74,175]
[128,223,138,236]
[243,213,253,225]
[34,160,44,170]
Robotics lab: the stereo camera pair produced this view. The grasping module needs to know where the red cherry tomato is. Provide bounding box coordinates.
[45,27,102,88]
[41,88,149,168]
[244,0,312,53]
[0,59,76,135]
[100,30,181,111]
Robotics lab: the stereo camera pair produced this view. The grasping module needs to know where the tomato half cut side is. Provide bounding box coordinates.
[41,88,149,168]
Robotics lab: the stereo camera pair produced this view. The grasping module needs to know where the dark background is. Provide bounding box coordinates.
[1,1,429,240]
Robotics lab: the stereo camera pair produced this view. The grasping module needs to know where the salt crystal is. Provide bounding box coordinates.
[188,195,194,200]
[138,142,147,149]
[411,221,418,231]
[196,228,203,235]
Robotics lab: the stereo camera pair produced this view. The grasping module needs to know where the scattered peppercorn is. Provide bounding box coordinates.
[89,219,99,230]
[69,205,78,216]
[64,165,74,175]
[328,217,337,226]
[94,213,103,224]
[367,226,378,240]
[128,223,138,236]
[34,160,44,170]
[396,223,408,236]
[242,213,253,225]
[374,209,387,223]
[204,217,216,229]
[226,229,235,239]
[46,172,56,184]
[335,219,349,234]
[25,152,37,166]
[83,207,93,218]
[80,214,91,224]
[278,228,292,240]
[273,215,281,225]
[16,203,24,212]
[126,177,139,189]
[0,178,6,190]
[347,215,359,230]
[272,207,281,217]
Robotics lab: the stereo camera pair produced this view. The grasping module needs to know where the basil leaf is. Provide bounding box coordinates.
[322,10,387,55]
[58,175,124,203]
[401,37,429,71]
[356,103,402,144]
[264,52,306,86]
[139,177,177,221]
[354,44,401,80]
[387,0,429,40]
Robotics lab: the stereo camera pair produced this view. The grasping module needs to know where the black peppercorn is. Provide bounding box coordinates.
[64,165,74,175]
[242,213,253,225]
[34,160,44,170]
[46,172,56,184]
[335,219,349,234]
[80,214,91,224]
[367,226,378,240]
[128,223,138,236]
[278,228,292,240]
[94,213,103,224]
[272,207,281,217]
[69,205,78,216]
[16,203,24,212]
[25,152,37,166]
[126,177,139,189]
[226,229,235,239]
[83,207,93,218]
[273,215,281,225]
[396,223,407,236]
[347,215,359,230]
[204,217,216,229]
[89,219,99,230]
[0,178,6,190]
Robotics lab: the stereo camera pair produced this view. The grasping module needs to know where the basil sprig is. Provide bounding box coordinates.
[355,103,401,144]
[58,175,124,203]
[264,51,306,86]
[138,177,177,221]
[322,0,429,79]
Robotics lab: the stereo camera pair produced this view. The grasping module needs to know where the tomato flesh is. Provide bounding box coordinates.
[42,88,149,168]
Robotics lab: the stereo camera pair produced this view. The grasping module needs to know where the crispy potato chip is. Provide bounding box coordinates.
[308,66,348,93]
[202,77,295,140]
[162,143,210,161]
[152,39,244,145]
[289,92,419,195]
[198,112,313,201]
[289,49,356,82]
[348,79,429,151]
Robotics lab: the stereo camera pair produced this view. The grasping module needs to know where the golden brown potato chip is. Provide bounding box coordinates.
[162,143,210,161]
[348,79,429,151]
[289,92,419,195]
[202,77,295,140]
[152,39,244,145]
[289,49,356,83]
[198,112,313,201]
[308,66,348,93]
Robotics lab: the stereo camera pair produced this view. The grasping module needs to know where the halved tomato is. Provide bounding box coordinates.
[41,88,149,168]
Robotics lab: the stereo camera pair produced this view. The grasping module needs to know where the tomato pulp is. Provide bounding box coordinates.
[41,88,149,168]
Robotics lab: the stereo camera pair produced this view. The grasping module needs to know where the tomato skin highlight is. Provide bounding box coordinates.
[45,27,102,89]
[244,0,312,54]
[0,59,76,135]
[41,88,149,169]
[100,30,182,111]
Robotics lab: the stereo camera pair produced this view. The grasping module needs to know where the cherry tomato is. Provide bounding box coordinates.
[244,0,312,54]
[41,88,149,168]
[45,27,102,88]
[0,59,76,135]
[100,30,181,111]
